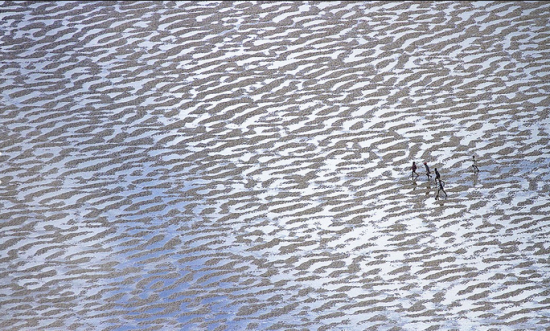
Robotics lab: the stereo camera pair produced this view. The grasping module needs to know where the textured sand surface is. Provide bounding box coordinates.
[1,1,550,330]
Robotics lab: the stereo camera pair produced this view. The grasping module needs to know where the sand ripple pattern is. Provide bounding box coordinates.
[1,1,550,330]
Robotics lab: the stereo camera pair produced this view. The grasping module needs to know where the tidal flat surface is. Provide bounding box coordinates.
[1,1,549,330]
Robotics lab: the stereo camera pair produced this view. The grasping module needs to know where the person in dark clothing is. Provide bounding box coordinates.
[434,167,441,183]
[423,162,432,179]
[472,155,480,173]
[435,179,447,200]
[411,161,419,178]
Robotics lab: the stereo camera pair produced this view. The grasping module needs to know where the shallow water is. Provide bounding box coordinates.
[1,1,550,330]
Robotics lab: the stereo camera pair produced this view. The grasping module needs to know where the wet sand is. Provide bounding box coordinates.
[1,1,550,330]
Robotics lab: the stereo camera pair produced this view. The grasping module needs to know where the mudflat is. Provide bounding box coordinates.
[1,2,549,330]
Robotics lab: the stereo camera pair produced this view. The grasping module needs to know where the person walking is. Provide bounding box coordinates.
[411,161,419,178]
[436,179,447,199]
[472,155,480,173]
[434,167,441,183]
[423,162,432,179]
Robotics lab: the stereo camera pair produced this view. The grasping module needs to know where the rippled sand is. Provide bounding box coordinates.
[1,1,550,330]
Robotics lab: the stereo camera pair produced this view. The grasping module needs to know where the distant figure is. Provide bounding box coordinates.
[434,167,441,183]
[436,180,447,199]
[411,161,419,178]
[423,162,432,179]
[472,156,480,173]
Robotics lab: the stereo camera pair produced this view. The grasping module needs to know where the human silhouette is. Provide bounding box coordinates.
[423,162,432,179]
[472,156,480,173]
[411,161,419,178]
[434,167,441,183]
[435,179,447,200]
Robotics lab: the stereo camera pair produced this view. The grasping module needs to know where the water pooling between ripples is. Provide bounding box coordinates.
[1,1,550,330]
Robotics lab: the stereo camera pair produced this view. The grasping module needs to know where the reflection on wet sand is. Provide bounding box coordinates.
[1,1,549,330]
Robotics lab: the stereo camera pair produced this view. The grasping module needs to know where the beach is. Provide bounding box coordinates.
[1,1,549,330]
